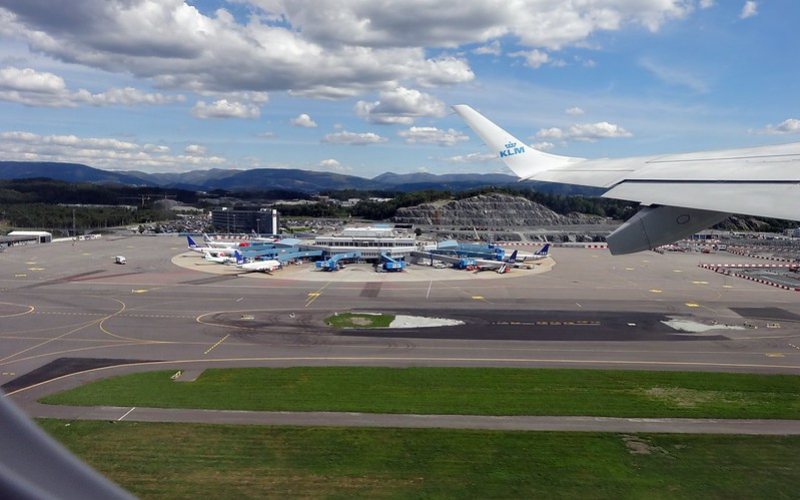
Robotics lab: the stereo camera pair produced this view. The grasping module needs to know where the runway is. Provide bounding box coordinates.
[2,235,800,428]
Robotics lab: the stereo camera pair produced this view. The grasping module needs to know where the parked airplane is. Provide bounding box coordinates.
[234,250,281,273]
[453,105,800,255]
[429,249,518,273]
[187,235,224,255]
[514,243,550,262]
[202,233,245,248]
[202,251,235,264]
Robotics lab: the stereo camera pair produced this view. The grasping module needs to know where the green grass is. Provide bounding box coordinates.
[38,419,800,499]
[40,367,800,419]
[324,312,395,328]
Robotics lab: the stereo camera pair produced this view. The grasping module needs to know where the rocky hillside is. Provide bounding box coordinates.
[393,193,607,227]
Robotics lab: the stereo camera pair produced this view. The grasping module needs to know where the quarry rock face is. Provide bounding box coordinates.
[393,193,604,228]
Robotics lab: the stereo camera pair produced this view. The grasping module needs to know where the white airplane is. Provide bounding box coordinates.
[428,249,519,273]
[233,250,281,273]
[453,105,800,255]
[202,233,250,249]
[187,235,227,255]
[202,251,235,264]
[514,243,551,262]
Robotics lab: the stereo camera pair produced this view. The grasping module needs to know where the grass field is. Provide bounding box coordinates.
[40,367,800,419]
[39,420,800,499]
[324,312,395,328]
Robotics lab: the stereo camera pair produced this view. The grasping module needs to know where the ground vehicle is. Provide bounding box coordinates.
[114,256,126,265]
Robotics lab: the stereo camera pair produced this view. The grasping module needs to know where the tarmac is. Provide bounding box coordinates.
[2,234,800,433]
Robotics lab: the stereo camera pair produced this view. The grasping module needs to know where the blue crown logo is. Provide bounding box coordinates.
[504,142,516,149]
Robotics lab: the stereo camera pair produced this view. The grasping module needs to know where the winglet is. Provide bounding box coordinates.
[452,104,582,180]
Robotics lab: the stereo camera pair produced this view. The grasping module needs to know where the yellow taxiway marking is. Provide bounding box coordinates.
[472,295,485,301]
[305,281,333,308]
[722,284,733,288]
[692,281,709,285]
[82,253,92,256]
[649,289,662,294]
[673,269,683,273]
[1,372,15,376]
[625,267,634,271]
[14,273,27,278]
[25,261,36,265]
[685,302,700,308]
[204,334,230,355]
[28,267,45,271]
[131,289,149,294]
[765,353,785,358]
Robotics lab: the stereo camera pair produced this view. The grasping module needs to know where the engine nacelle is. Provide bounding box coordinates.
[606,205,729,255]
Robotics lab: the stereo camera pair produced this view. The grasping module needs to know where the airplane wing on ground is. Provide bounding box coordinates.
[453,104,800,255]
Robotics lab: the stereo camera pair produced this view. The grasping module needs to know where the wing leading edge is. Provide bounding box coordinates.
[453,104,800,254]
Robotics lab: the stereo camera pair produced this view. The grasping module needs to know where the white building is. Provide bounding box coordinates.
[7,230,52,244]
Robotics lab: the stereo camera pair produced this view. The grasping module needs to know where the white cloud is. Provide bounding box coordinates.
[290,113,318,128]
[740,1,758,19]
[473,40,502,56]
[699,0,715,8]
[757,118,800,135]
[639,58,709,93]
[535,122,632,142]
[258,1,692,50]
[0,1,697,99]
[0,2,474,99]
[0,66,182,107]
[442,152,498,163]
[565,106,585,116]
[321,130,388,145]
[398,126,469,146]
[185,144,207,156]
[532,141,555,151]
[0,130,226,172]
[191,99,261,119]
[355,87,446,125]
[510,49,550,69]
[316,158,350,173]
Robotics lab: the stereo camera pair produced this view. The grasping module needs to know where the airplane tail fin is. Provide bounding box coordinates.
[535,243,550,256]
[234,250,245,265]
[452,104,582,180]
[507,250,518,262]
[187,235,198,248]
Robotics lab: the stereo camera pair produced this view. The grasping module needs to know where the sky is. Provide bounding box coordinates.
[0,0,798,179]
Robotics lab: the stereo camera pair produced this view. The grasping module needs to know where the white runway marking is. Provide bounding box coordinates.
[118,407,136,421]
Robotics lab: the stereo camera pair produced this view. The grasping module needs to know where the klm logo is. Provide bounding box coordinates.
[499,141,525,158]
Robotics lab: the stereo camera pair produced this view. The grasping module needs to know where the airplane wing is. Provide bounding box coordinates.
[453,105,800,254]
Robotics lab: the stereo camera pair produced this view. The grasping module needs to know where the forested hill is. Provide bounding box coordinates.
[0,160,602,195]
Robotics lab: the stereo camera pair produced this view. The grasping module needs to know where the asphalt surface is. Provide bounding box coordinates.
[2,235,800,433]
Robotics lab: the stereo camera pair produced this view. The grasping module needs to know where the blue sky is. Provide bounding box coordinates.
[0,1,797,178]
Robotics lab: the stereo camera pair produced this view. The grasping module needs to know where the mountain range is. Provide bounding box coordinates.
[0,161,603,195]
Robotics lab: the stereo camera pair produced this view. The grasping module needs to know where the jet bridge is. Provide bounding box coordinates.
[315,252,361,271]
[379,252,406,272]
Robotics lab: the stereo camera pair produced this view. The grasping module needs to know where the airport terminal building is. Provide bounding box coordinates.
[310,226,417,260]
